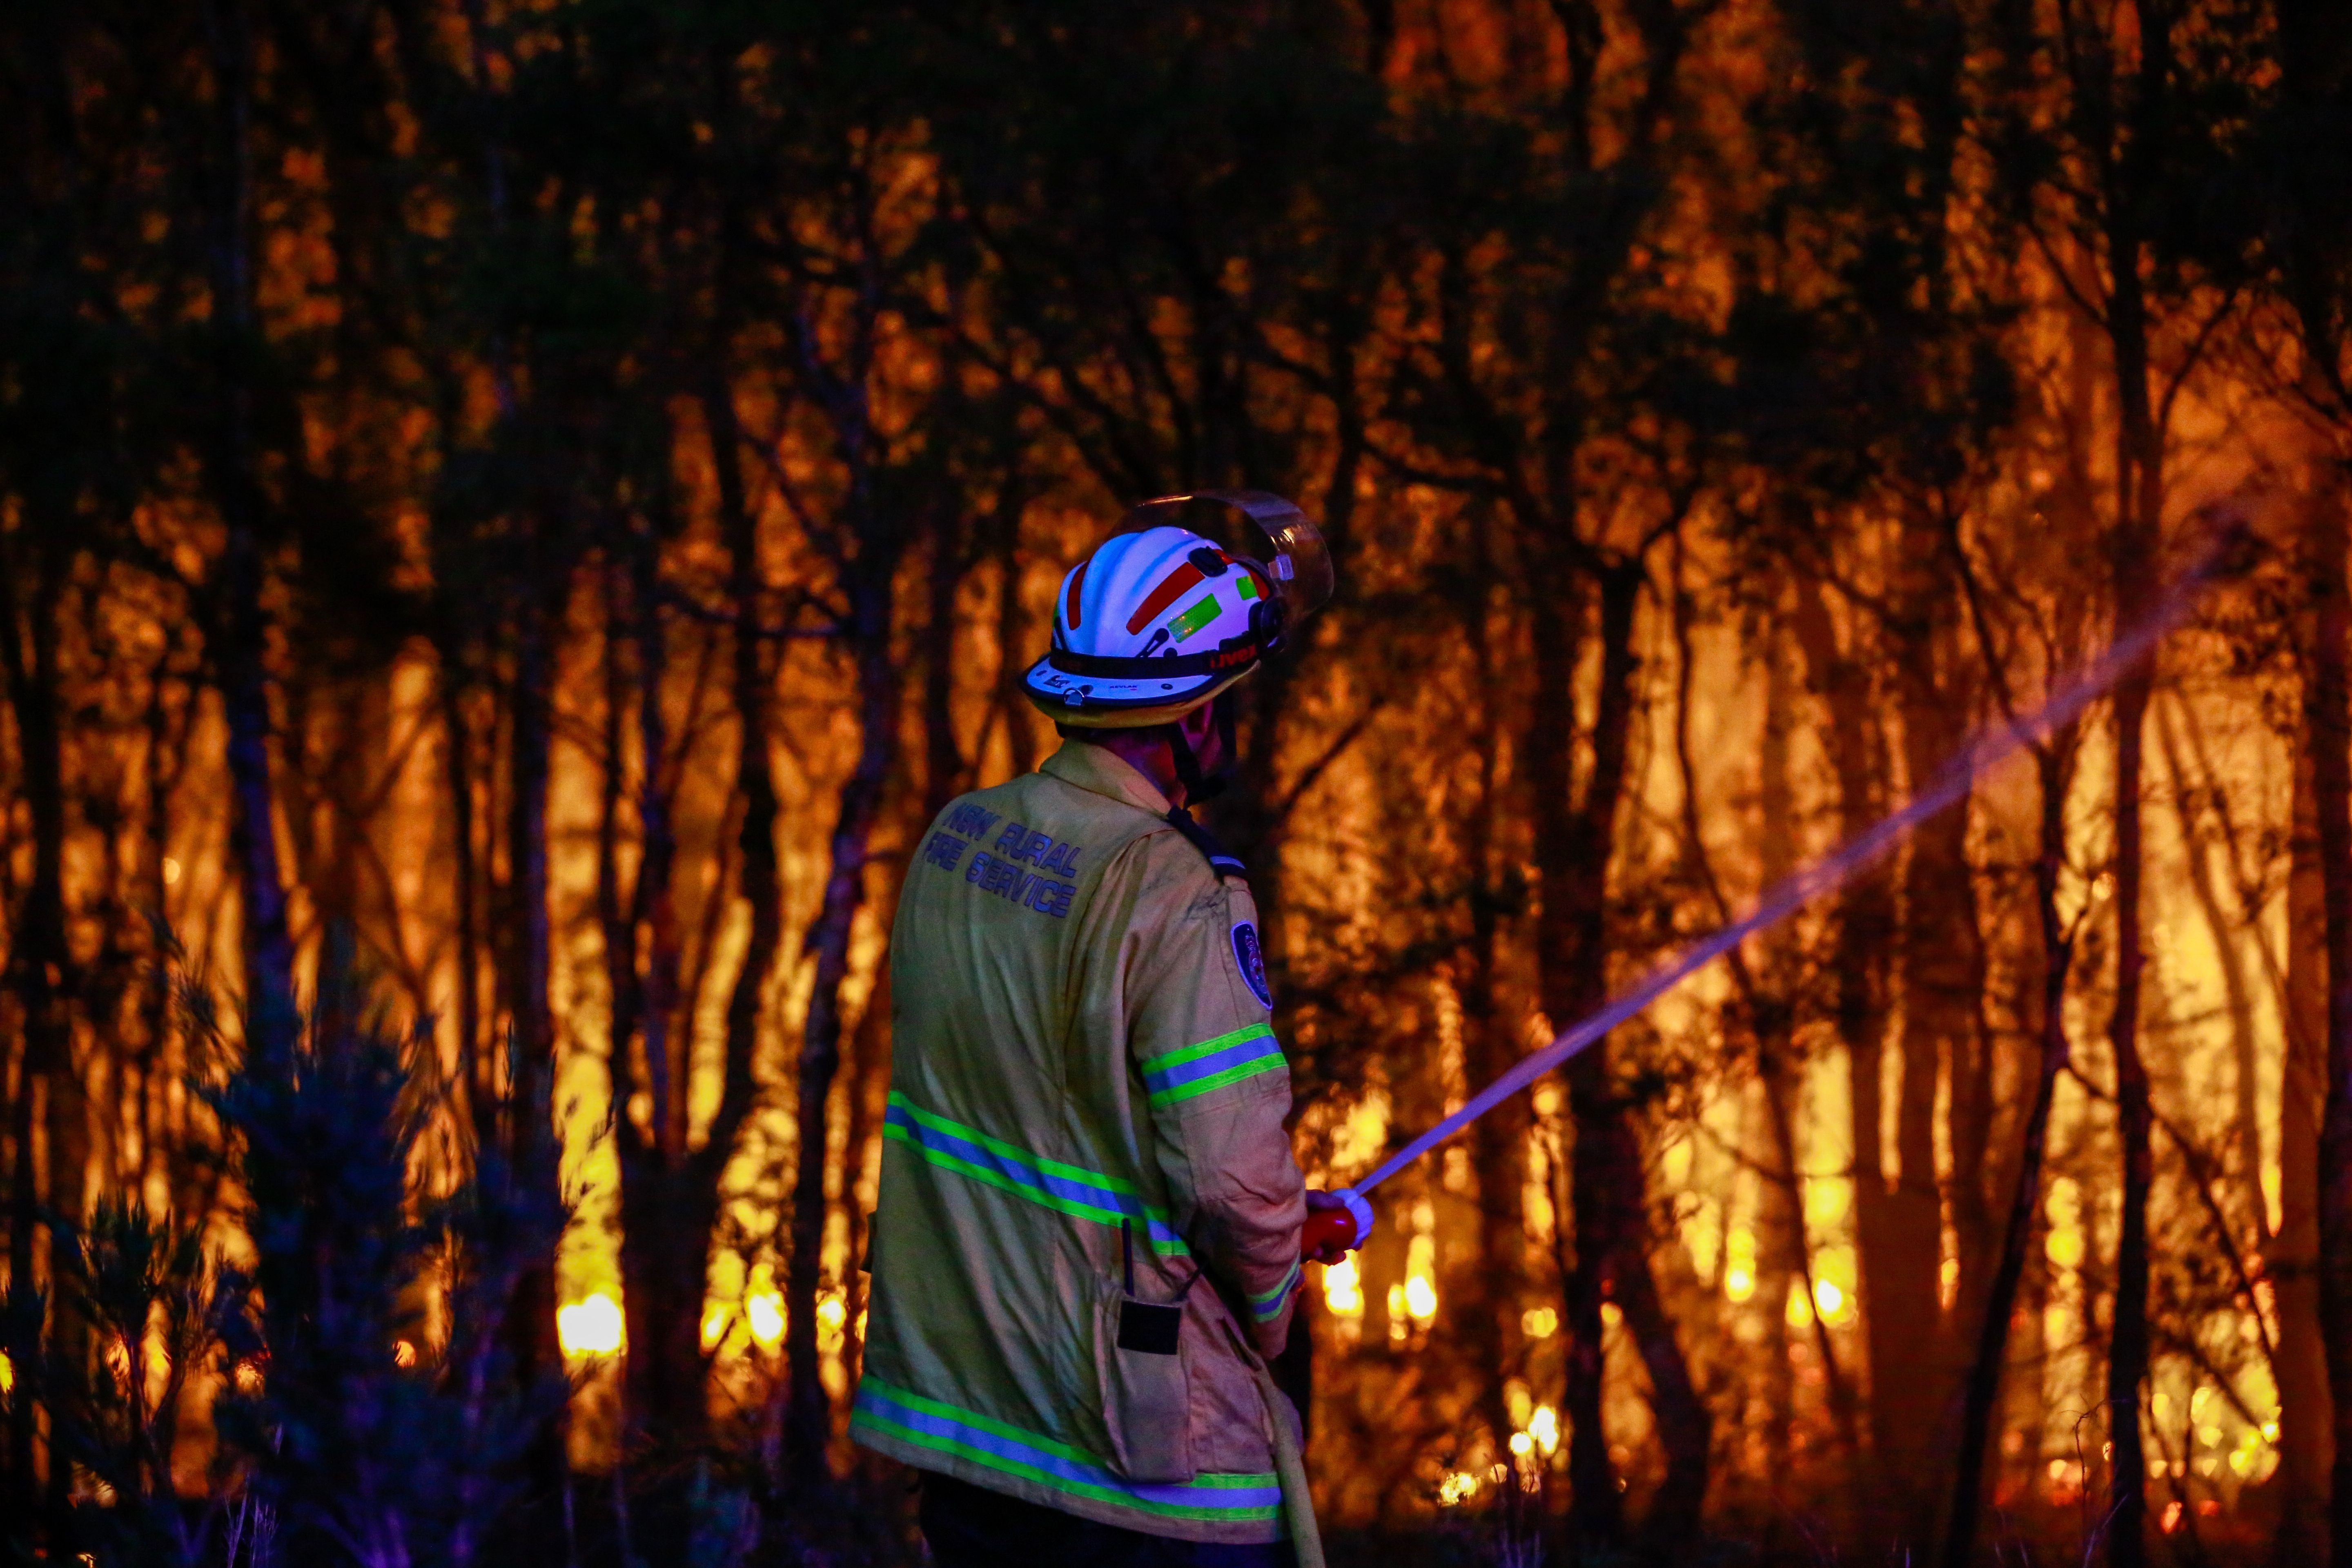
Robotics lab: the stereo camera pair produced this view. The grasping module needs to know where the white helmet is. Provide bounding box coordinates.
[1022,491,1334,729]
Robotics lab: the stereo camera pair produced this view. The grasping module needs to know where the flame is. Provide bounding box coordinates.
[1724,1224,1757,1303]
[1403,1233,1438,1327]
[1331,1091,1391,1172]
[1322,1256,1365,1317]
[557,1292,625,1358]
[818,1288,848,1348]
[746,1291,786,1348]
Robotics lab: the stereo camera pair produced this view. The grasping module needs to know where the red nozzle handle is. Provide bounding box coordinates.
[1301,1206,1357,1260]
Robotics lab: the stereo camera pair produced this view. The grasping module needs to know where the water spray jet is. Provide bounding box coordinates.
[1321,519,2255,1228]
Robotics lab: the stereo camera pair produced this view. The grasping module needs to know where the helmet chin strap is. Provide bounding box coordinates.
[1168,692,1238,806]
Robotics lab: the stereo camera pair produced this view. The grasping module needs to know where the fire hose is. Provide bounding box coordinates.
[1299,524,2250,1262]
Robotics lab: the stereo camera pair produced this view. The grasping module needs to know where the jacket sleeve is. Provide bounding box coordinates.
[1123,836,1306,1356]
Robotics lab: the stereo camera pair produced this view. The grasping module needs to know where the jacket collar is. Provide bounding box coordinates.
[1040,739,1174,819]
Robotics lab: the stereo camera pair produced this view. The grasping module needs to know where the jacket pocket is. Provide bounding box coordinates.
[1094,1274,1194,1483]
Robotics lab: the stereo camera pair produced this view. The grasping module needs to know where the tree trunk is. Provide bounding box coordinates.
[1740,606,1862,1467]
[437,621,489,1152]
[1944,738,2079,1568]
[676,361,786,1470]
[1530,565,1613,1546]
[1753,625,1801,1483]
[2103,568,2156,1568]
[1544,561,1708,1552]
[1,528,73,1544]
[140,631,196,1216]
[501,560,563,1464]
[922,518,967,819]
[2157,702,2273,1245]
[1455,517,1522,1458]
[1789,569,1896,1481]
[606,76,780,1458]
[1463,895,1526,1460]
[2307,468,2352,1568]
[1677,578,1857,1477]
[701,356,780,1339]
[784,568,898,1484]
[597,543,713,1453]
[838,956,893,1390]
[2102,187,2166,1568]
[1891,521,1983,1519]
[2282,718,2334,1564]
[200,0,296,1035]
[6,1072,36,1532]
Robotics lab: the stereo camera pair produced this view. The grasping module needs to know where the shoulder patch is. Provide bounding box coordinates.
[1231,920,1274,1011]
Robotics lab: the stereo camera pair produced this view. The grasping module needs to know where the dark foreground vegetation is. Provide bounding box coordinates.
[7,0,2352,1564]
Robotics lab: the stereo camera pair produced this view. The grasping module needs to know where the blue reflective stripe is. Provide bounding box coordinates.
[1140,1024,1285,1109]
[884,1099,1190,1256]
[1248,1258,1302,1321]
[1143,1037,1273,1096]
[851,1379,1283,1523]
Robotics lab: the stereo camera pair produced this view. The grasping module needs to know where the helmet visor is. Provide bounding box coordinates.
[1117,490,1335,634]
[1250,501,1334,623]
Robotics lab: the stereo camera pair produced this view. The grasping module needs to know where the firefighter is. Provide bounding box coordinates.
[852,493,1373,1568]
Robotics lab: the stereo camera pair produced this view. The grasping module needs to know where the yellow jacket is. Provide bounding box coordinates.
[852,740,1306,1544]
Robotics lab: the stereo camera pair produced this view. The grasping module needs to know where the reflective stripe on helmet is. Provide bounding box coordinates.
[1126,560,1208,633]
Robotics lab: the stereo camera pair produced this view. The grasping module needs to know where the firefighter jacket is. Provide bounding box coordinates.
[852,739,1308,1546]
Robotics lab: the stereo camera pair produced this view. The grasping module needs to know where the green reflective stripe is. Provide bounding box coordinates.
[880,1127,1192,1258]
[1170,594,1223,642]
[853,1411,1282,1525]
[891,1093,1144,1195]
[858,1374,1097,1465]
[884,1093,1191,1257]
[1140,1023,1286,1110]
[1142,1021,1275,1076]
[1149,1052,1285,1109]
[1249,1258,1302,1316]
[852,1375,1283,1525]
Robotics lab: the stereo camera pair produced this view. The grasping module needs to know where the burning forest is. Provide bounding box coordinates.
[3,0,2350,1564]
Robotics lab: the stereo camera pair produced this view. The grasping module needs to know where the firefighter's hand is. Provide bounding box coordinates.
[1301,1189,1373,1263]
